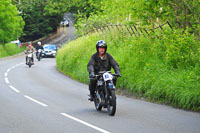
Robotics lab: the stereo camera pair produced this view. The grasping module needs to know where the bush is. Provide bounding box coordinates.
[56,28,200,111]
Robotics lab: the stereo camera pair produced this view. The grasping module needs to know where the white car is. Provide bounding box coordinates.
[61,19,69,27]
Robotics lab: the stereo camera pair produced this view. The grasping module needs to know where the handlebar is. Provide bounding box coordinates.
[89,72,121,79]
[24,50,34,53]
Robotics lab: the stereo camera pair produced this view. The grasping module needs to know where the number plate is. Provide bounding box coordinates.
[28,54,32,57]
[103,72,113,81]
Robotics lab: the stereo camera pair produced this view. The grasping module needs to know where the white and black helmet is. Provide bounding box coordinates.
[37,41,41,45]
[96,40,107,53]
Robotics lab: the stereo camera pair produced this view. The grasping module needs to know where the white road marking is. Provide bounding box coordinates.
[4,62,23,84]
[3,61,111,133]
[4,72,8,77]
[9,85,20,93]
[24,95,48,107]
[5,77,9,84]
[60,113,111,133]
[7,68,11,72]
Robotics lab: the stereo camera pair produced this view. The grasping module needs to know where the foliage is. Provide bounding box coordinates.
[14,0,68,42]
[67,0,199,37]
[0,43,25,58]
[65,0,102,18]
[0,0,24,45]
[56,28,200,111]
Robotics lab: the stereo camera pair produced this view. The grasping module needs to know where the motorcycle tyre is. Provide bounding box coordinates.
[107,90,116,116]
[94,93,103,111]
[28,58,32,68]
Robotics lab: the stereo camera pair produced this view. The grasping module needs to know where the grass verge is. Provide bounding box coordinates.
[56,28,200,111]
[0,43,25,58]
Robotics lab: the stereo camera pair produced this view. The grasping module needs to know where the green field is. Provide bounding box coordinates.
[56,28,200,111]
[0,43,25,58]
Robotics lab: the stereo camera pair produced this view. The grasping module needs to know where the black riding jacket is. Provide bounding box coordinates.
[35,45,44,51]
[87,52,120,74]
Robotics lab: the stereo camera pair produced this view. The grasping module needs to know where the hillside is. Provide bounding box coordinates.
[56,26,200,111]
[56,0,200,111]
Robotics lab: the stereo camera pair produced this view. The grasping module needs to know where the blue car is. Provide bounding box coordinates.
[42,44,57,58]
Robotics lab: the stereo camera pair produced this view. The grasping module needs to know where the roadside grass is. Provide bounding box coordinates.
[56,28,200,111]
[0,43,25,58]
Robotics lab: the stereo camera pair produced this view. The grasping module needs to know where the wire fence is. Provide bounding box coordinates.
[82,21,172,37]
[81,20,199,39]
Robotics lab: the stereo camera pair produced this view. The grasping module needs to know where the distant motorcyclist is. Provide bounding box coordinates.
[87,40,121,101]
[25,42,35,65]
[35,41,44,57]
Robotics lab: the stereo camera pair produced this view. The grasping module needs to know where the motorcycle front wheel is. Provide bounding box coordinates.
[28,58,32,68]
[107,90,116,116]
[38,55,40,61]
[94,91,102,111]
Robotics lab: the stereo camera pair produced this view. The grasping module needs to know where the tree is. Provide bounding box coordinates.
[16,0,68,42]
[0,0,24,45]
[69,0,199,37]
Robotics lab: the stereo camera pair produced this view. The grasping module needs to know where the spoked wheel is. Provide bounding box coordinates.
[94,92,102,111]
[28,58,32,68]
[107,90,116,116]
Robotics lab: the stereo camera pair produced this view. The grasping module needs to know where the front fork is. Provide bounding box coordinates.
[104,81,115,105]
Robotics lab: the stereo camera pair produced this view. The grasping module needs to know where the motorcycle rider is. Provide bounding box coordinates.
[87,40,121,101]
[35,41,44,57]
[25,42,35,65]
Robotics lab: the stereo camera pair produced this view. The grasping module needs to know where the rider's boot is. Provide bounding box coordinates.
[26,57,28,65]
[88,81,96,101]
[88,91,95,101]
[32,58,34,65]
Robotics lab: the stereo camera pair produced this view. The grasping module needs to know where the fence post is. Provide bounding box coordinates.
[95,28,100,35]
[106,25,111,32]
[103,26,107,32]
[91,28,95,33]
[144,29,149,36]
[100,27,104,34]
[96,27,101,34]
[133,25,140,36]
[119,24,124,31]
[176,21,182,28]
[125,25,133,36]
[139,28,146,36]
[93,28,96,33]
[167,21,173,29]
[97,25,103,34]
[115,24,120,32]
[159,25,163,30]
[129,25,136,36]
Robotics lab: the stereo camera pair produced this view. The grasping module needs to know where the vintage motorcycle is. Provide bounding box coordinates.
[91,71,120,116]
[26,50,34,68]
[36,49,43,61]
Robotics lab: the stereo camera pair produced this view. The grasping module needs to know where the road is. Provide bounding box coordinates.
[0,15,200,133]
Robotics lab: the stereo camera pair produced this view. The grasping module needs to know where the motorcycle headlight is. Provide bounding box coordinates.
[97,80,103,86]
[108,83,115,89]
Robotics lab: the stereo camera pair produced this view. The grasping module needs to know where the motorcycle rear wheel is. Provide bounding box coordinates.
[107,90,116,116]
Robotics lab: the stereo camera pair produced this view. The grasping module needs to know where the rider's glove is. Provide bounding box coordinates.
[89,72,95,78]
[116,71,122,77]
